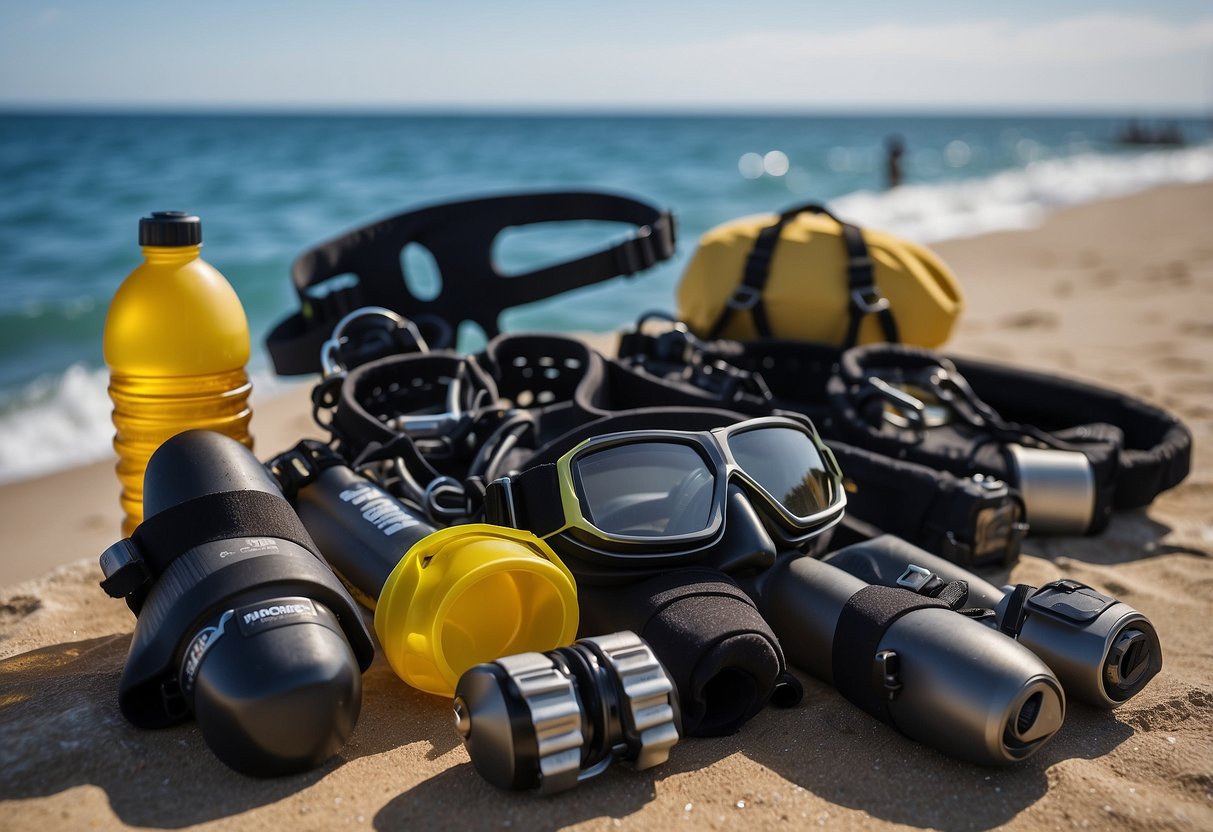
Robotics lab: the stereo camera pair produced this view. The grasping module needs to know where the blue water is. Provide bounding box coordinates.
[1,112,1211,481]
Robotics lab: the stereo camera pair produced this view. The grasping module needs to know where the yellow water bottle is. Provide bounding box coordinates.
[104,212,253,535]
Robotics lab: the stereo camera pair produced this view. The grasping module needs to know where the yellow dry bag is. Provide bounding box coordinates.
[677,202,963,347]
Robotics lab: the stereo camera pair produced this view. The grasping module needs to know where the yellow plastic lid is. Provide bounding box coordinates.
[374,524,579,696]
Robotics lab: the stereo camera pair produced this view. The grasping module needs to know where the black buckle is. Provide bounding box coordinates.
[727,285,762,311]
[851,287,890,315]
[267,447,320,498]
[99,538,151,599]
[615,226,659,277]
[895,563,936,593]
[874,650,902,700]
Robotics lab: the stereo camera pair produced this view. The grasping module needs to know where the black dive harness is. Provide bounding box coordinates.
[290,311,1188,569]
[616,322,1191,543]
[267,192,676,375]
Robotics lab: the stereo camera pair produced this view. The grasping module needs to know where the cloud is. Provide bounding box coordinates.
[679,13,1213,68]
[465,11,1213,109]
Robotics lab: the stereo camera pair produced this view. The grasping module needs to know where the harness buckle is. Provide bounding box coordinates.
[615,227,658,277]
[895,563,935,593]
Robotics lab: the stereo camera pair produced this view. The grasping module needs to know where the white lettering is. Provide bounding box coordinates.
[337,483,420,537]
[241,603,312,625]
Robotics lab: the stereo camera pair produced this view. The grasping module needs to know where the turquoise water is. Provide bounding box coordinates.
[1,112,1211,480]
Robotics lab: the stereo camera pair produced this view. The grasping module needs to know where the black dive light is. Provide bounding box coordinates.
[749,553,1066,764]
[823,536,1163,707]
[453,631,680,794]
[99,431,375,777]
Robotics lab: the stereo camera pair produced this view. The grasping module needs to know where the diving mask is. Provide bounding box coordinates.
[485,415,845,572]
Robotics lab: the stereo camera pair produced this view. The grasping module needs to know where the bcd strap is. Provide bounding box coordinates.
[266,191,676,375]
[706,202,899,346]
[832,585,948,724]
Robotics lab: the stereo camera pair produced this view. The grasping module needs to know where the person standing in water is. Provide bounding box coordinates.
[885,135,905,189]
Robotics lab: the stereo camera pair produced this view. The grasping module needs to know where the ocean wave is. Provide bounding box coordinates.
[0,364,292,485]
[831,142,1213,243]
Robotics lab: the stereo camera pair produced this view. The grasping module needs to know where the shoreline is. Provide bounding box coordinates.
[0,180,1210,831]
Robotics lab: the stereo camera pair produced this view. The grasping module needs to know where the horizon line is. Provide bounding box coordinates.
[1,102,1210,120]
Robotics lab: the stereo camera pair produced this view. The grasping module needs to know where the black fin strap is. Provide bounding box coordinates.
[999,584,1036,638]
[128,489,318,584]
[832,585,948,724]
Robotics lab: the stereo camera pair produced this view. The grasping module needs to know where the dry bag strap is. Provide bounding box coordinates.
[706,202,899,346]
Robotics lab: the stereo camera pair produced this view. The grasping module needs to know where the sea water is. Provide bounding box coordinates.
[1,112,1210,483]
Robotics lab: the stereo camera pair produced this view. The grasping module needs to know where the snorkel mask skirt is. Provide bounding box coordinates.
[374,524,579,696]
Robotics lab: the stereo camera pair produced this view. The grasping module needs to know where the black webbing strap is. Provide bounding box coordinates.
[494,463,568,537]
[101,490,319,601]
[266,192,677,376]
[136,490,317,573]
[706,202,899,346]
[832,585,948,724]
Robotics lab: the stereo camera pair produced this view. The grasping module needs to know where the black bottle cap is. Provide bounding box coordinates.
[139,211,202,246]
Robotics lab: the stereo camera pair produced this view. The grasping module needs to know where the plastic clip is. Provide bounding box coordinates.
[851,286,891,315]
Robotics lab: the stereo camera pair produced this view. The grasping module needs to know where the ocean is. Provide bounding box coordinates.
[1,112,1211,483]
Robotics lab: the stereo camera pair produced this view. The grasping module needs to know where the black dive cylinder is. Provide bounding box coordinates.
[823,536,1163,708]
[750,554,1065,764]
[289,461,435,605]
[98,431,375,777]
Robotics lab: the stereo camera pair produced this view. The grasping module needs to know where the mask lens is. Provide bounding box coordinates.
[728,427,837,520]
[576,442,715,537]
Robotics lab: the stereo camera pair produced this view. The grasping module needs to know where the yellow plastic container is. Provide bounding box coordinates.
[104,212,252,536]
[374,524,580,696]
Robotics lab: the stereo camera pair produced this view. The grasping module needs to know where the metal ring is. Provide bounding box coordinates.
[320,306,430,378]
[424,476,471,522]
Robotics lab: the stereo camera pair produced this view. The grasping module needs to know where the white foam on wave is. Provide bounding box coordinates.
[831,142,1213,243]
[0,364,291,485]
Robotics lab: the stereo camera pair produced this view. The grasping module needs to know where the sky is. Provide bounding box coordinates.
[1,1,1211,113]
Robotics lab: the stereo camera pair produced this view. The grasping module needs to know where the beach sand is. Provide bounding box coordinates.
[1,183,1211,830]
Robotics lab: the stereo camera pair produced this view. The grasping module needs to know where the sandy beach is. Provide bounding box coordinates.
[1,182,1211,830]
